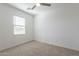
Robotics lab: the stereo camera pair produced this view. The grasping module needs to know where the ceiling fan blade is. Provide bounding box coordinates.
[27,5,36,10]
[40,3,51,6]
[32,5,36,9]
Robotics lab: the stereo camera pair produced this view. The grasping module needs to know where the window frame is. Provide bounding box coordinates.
[13,16,25,35]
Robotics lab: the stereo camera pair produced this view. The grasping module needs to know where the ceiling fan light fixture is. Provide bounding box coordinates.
[36,3,40,7]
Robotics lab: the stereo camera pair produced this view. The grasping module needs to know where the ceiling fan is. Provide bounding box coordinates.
[27,3,51,10]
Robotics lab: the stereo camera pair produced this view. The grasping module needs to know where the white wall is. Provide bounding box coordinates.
[35,3,79,51]
[0,4,34,51]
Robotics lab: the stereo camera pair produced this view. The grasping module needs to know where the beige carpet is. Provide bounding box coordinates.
[0,40,79,56]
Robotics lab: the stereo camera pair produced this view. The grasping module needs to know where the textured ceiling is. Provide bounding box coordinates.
[8,3,79,15]
[9,3,53,15]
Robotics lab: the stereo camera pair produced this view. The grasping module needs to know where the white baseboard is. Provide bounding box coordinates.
[36,39,79,52]
[0,40,33,52]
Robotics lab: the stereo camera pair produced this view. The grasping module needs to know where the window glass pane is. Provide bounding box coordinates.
[13,16,25,35]
[14,26,25,35]
[14,16,25,26]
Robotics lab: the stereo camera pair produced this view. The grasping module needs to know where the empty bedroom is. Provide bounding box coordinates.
[0,3,79,56]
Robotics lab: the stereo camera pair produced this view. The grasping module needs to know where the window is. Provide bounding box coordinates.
[13,16,25,35]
